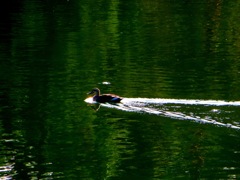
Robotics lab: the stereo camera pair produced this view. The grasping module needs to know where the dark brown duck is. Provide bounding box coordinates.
[87,88,122,103]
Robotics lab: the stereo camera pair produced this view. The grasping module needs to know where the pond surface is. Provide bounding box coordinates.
[1,0,240,179]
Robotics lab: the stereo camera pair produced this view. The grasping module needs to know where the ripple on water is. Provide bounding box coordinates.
[85,97,240,130]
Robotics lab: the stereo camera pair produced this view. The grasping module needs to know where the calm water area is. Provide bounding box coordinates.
[1,0,240,179]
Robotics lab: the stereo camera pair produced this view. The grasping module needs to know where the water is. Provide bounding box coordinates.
[1,0,240,179]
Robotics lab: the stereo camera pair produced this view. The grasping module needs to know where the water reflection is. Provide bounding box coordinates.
[85,97,240,130]
[1,0,240,179]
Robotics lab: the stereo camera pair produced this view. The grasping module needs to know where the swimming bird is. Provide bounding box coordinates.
[87,88,122,103]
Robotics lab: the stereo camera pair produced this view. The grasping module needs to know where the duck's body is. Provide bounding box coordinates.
[88,88,122,103]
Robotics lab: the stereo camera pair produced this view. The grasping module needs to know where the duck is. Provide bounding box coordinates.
[87,88,123,103]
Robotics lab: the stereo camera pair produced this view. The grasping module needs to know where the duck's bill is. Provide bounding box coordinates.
[87,91,93,95]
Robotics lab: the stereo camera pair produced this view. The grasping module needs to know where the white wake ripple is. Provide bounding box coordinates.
[85,97,240,130]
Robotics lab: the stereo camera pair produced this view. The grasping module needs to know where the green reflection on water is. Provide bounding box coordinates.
[1,0,240,179]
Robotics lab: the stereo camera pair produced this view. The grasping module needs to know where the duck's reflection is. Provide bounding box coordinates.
[87,103,101,111]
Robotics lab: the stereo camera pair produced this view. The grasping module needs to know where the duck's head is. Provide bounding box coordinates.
[87,88,100,95]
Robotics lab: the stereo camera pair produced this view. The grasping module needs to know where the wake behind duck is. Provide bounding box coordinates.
[85,89,240,130]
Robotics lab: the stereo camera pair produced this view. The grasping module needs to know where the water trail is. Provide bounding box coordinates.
[85,97,240,130]
[123,98,240,106]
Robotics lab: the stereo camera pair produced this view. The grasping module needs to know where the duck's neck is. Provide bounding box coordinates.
[93,90,100,101]
[95,89,100,96]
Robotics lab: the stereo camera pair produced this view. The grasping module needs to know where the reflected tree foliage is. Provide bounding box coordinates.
[0,0,240,179]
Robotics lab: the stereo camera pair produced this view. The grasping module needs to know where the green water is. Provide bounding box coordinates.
[1,0,240,179]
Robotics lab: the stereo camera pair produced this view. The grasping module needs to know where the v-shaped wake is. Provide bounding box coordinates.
[85,97,240,130]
